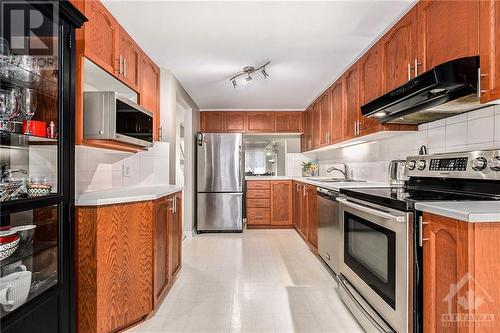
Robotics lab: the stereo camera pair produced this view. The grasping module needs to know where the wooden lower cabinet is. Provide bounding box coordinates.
[422,213,500,333]
[292,181,303,231]
[246,180,293,228]
[76,191,183,333]
[305,185,318,249]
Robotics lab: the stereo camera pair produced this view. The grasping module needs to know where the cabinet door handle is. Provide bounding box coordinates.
[407,63,412,81]
[123,58,127,78]
[414,58,421,77]
[353,121,357,135]
[119,55,123,75]
[477,68,487,99]
[158,126,163,141]
[418,216,430,247]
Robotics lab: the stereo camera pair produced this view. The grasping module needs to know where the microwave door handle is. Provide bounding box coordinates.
[336,197,406,223]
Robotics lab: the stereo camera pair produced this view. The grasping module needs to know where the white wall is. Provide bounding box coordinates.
[309,105,500,182]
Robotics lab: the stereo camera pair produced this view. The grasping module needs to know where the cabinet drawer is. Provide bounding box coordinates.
[247,198,270,208]
[247,208,270,225]
[247,190,270,199]
[247,181,270,189]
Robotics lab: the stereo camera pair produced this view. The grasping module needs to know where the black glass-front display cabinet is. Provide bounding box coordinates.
[0,2,85,333]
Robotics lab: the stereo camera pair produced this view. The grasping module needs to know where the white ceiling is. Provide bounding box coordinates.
[103,1,415,110]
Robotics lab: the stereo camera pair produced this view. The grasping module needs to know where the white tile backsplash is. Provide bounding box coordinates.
[312,105,500,182]
[75,142,170,194]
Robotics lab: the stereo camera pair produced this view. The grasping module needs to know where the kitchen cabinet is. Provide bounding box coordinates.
[479,0,500,103]
[305,107,314,150]
[380,7,417,91]
[343,63,361,140]
[293,182,303,231]
[140,53,161,140]
[224,112,246,132]
[246,112,275,133]
[359,44,384,135]
[83,0,119,75]
[417,0,479,73]
[330,80,344,144]
[76,191,183,333]
[246,180,293,227]
[275,112,303,133]
[153,197,170,305]
[200,112,224,133]
[76,201,153,333]
[305,185,318,249]
[118,28,141,91]
[319,92,332,146]
[312,101,322,148]
[422,213,500,333]
[270,181,293,225]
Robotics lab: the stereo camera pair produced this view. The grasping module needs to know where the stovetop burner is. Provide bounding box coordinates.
[340,186,500,211]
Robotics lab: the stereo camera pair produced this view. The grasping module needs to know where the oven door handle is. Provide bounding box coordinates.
[337,197,406,223]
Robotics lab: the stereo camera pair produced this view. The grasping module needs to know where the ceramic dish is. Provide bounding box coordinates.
[0,234,20,260]
[11,225,36,244]
[27,184,52,197]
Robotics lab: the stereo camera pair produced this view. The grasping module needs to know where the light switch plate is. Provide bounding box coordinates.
[123,164,132,177]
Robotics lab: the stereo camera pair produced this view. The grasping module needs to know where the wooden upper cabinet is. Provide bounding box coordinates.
[140,53,160,140]
[417,0,479,73]
[330,81,344,144]
[200,112,224,132]
[343,63,360,139]
[312,101,321,148]
[245,112,275,133]
[224,112,246,132]
[319,92,331,146]
[480,0,500,103]
[83,1,119,74]
[381,6,417,91]
[275,112,303,133]
[270,181,293,226]
[118,29,141,91]
[359,43,383,135]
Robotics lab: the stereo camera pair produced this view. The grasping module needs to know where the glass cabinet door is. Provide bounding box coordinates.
[1,1,65,320]
[1,2,59,203]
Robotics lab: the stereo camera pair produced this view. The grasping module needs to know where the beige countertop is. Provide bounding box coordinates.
[245,176,393,191]
[76,185,183,206]
[415,201,500,223]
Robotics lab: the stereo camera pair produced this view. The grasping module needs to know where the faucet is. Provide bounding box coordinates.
[326,163,350,180]
[1,164,28,183]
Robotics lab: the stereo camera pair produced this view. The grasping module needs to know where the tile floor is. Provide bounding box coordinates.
[127,229,363,333]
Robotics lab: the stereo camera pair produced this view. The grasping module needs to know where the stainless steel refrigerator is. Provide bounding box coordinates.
[196,133,244,232]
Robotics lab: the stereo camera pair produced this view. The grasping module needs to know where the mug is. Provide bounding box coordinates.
[1,261,27,276]
[0,270,32,312]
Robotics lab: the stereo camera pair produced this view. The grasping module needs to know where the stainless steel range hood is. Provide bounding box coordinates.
[361,56,487,125]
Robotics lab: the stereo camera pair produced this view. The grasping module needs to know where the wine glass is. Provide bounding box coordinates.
[0,89,18,131]
[21,88,37,135]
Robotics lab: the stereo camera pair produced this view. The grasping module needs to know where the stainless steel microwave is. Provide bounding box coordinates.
[84,91,154,148]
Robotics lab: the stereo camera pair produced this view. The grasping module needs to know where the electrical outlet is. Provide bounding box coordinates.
[122,164,132,177]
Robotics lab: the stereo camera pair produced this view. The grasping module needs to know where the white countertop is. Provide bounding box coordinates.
[415,201,500,223]
[245,176,393,191]
[76,185,183,206]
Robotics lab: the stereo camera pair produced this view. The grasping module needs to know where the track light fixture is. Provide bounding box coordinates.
[229,61,270,88]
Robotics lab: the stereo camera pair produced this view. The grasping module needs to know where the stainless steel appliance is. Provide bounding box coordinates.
[196,133,244,232]
[388,160,407,186]
[317,188,341,273]
[84,91,153,147]
[338,149,500,333]
[361,56,486,125]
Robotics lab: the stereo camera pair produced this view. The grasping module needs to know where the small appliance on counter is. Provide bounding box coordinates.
[336,149,500,333]
[388,159,407,186]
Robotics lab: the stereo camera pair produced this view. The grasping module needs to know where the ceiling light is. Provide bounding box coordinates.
[229,61,270,88]
[373,111,387,118]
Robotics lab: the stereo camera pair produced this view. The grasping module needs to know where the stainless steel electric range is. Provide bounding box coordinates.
[336,149,500,333]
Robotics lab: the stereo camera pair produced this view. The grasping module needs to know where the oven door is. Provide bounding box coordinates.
[338,197,412,333]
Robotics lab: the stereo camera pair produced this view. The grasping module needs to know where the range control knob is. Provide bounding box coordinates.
[471,157,488,171]
[490,156,500,172]
[417,160,427,170]
[407,160,417,170]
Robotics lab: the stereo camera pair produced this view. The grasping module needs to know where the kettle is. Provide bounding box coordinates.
[388,160,407,185]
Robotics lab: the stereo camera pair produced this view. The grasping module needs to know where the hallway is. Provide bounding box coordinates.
[128,229,363,333]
